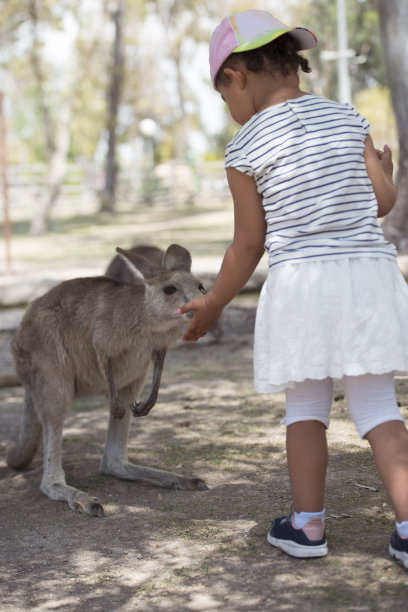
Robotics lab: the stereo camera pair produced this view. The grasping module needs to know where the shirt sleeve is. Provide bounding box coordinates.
[224,141,254,176]
[348,105,370,136]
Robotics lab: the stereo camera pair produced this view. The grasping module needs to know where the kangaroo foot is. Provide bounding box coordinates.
[72,498,104,517]
[101,459,209,491]
[40,481,105,517]
[181,477,209,491]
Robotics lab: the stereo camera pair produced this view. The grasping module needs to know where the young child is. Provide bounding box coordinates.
[177,9,408,567]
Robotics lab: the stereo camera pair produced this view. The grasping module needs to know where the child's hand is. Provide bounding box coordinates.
[375,144,394,178]
[177,294,222,342]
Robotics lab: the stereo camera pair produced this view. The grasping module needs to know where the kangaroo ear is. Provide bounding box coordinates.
[116,247,147,281]
[163,244,192,272]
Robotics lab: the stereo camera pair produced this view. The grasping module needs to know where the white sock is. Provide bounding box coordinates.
[293,509,325,529]
[396,520,408,538]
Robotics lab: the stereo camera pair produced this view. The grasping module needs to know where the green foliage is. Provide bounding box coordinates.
[1,0,108,163]
[0,0,396,167]
[292,0,385,100]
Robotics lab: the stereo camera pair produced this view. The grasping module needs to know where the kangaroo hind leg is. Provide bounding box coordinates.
[7,391,42,469]
[101,382,208,491]
[37,388,104,517]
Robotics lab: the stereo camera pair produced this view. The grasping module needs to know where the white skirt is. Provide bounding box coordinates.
[254,257,408,393]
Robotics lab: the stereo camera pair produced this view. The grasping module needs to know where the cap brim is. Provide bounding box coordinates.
[291,27,317,50]
[231,26,317,54]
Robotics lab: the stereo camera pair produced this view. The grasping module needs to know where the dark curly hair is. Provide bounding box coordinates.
[215,33,311,89]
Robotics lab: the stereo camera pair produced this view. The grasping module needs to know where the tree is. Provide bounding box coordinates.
[0,0,103,234]
[26,0,72,235]
[98,0,125,214]
[378,0,408,254]
[145,0,235,160]
[27,0,99,234]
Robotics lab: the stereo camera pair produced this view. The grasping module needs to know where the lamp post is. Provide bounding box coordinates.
[320,0,353,104]
[336,0,352,104]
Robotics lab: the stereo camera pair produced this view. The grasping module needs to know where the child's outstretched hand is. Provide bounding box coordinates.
[375,144,394,178]
[177,294,223,342]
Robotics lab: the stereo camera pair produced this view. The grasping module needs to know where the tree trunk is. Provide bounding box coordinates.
[28,2,97,235]
[378,0,408,253]
[28,0,55,163]
[173,50,188,161]
[29,103,72,236]
[99,0,124,214]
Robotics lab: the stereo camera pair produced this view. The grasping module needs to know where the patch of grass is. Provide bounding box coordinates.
[167,516,222,541]
[80,566,120,585]
[215,537,257,557]
[129,437,284,476]
[132,566,193,599]
[173,566,193,578]
[199,561,219,576]
[132,581,157,597]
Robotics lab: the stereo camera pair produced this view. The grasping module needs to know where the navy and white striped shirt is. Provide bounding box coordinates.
[225,94,396,268]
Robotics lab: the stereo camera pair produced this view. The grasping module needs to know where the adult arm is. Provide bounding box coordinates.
[178,167,266,342]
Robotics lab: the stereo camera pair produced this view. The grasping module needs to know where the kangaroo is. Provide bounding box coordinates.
[7,244,208,517]
[106,244,222,342]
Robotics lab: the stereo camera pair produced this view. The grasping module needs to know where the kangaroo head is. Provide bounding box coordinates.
[116,244,206,328]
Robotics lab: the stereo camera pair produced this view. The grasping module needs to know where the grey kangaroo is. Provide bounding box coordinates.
[7,244,208,517]
[106,244,222,342]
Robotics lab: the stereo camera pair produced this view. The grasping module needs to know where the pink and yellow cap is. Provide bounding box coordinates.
[209,9,317,88]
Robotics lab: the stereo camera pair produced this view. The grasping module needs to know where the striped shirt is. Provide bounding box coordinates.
[225,94,396,268]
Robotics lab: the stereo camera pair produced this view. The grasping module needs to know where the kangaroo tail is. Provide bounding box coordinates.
[7,391,42,469]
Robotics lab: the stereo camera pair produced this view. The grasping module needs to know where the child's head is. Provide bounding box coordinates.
[209,10,316,91]
[215,35,312,91]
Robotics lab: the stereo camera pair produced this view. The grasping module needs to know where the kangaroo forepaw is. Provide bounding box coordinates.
[130,401,149,417]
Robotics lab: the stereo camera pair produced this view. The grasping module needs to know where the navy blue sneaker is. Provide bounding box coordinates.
[389,530,408,569]
[267,512,328,558]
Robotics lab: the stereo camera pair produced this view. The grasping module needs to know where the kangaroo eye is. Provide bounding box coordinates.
[199,283,206,294]
[164,285,177,295]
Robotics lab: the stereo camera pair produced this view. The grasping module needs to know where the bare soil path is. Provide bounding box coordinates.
[1,301,408,611]
[1,203,408,610]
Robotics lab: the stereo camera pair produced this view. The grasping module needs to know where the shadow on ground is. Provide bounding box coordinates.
[1,303,408,611]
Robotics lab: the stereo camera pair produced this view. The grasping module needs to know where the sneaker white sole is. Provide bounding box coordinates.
[389,544,408,568]
[267,532,328,558]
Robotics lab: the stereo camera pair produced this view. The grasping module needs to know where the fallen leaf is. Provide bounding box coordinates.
[354,482,378,492]
[326,513,353,520]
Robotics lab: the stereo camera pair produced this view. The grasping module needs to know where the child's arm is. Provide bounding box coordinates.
[178,167,266,342]
[364,135,397,217]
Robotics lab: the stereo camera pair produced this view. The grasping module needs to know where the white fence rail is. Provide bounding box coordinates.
[4,160,230,221]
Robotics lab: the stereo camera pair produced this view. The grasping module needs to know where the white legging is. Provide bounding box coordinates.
[284,373,404,438]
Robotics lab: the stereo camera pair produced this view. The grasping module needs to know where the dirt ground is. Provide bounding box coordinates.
[1,299,408,612]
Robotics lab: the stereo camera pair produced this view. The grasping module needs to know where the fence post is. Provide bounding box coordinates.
[0,91,12,275]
